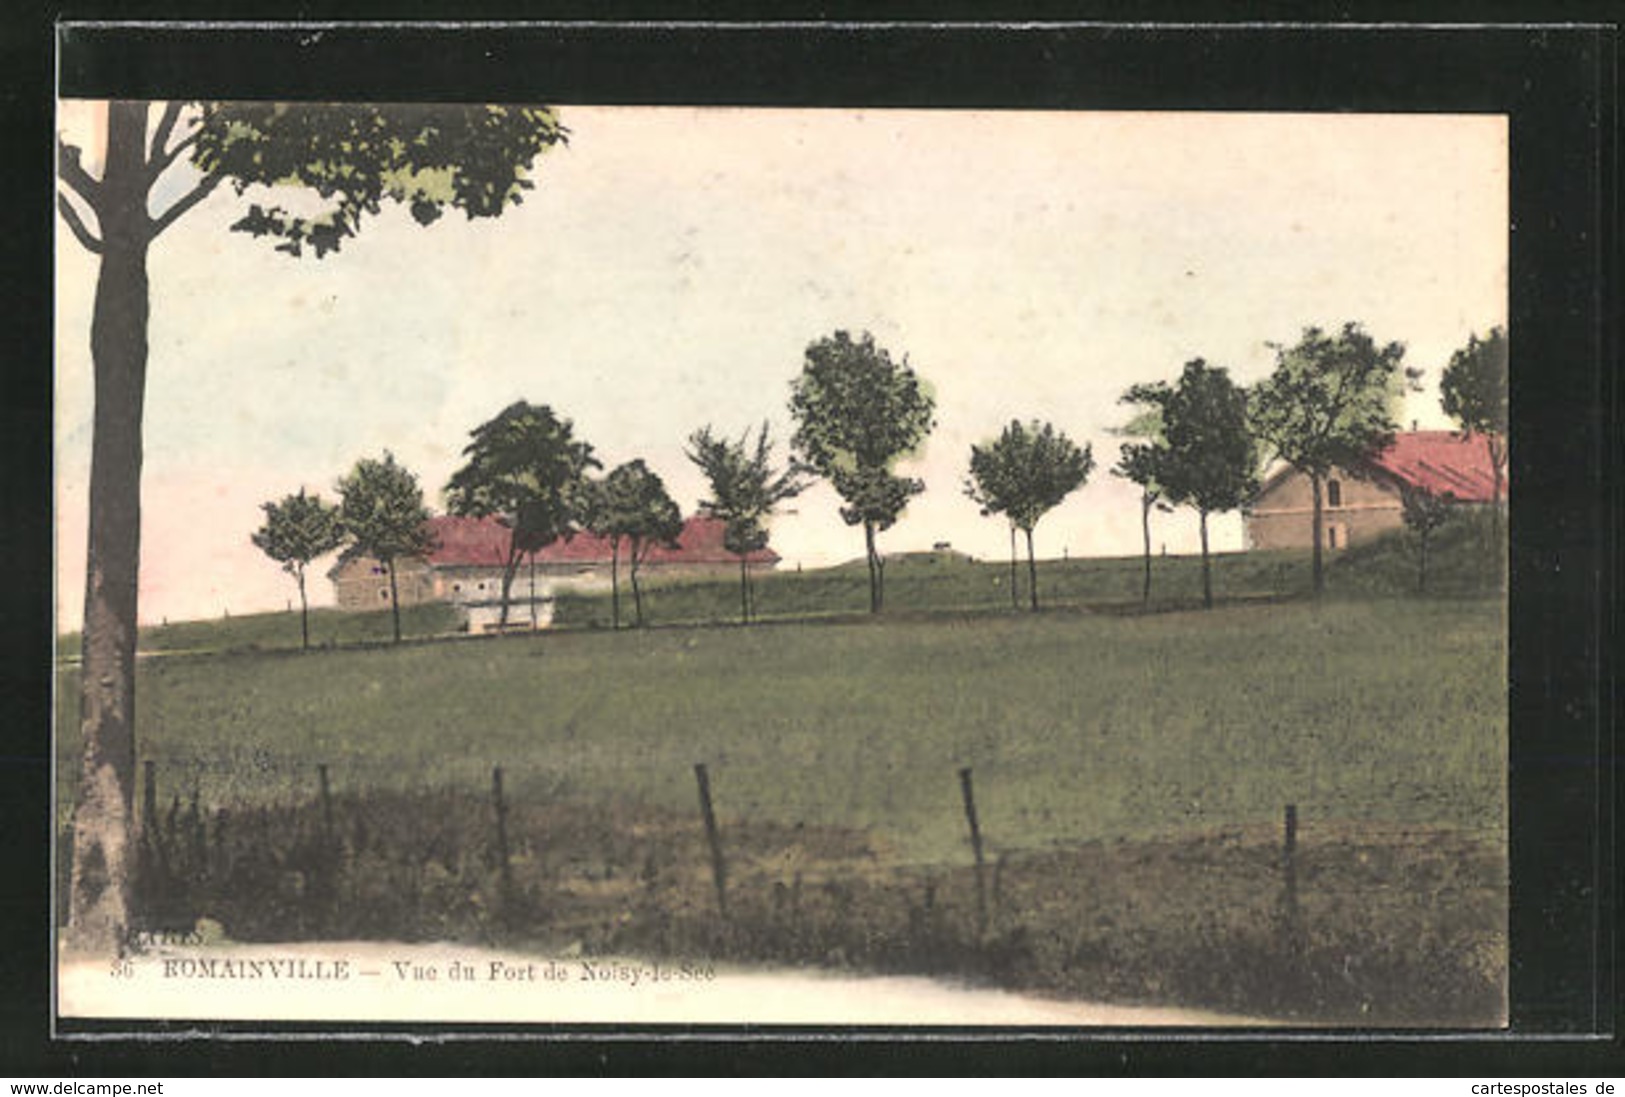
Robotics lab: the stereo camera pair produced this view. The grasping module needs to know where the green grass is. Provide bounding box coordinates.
[555,548,1314,629]
[54,540,1506,1022]
[56,597,1506,865]
[56,602,464,661]
[55,517,1501,659]
[557,525,1503,630]
[1326,508,1506,599]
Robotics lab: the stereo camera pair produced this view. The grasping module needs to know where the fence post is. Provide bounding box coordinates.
[1280,802,1303,964]
[491,766,514,897]
[1283,802,1299,909]
[317,763,335,842]
[694,763,728,919]
[959,767,988,938]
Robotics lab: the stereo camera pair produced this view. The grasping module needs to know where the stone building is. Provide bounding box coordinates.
[1244,431,1504,552]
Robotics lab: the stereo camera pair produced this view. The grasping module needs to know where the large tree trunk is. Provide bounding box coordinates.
[1199,509,1213,610]
[296,566,309,650]
[68,101,153,956]
[1309,471,1325,596]
[738,554,749,625]
[1025,527,1039,612]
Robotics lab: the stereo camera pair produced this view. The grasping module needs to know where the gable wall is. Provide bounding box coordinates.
[1246,467,1404,551]
[330,556,437,611]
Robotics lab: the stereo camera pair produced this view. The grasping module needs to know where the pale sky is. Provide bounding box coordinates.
[55,105,1507,626]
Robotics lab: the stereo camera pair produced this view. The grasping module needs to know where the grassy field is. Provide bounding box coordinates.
[54,532,1507,1022]
[560,511,1502,628]
[56,527,1497,662]
[55,548,1309,660]
[551,547,1317,629]
[56,596,1505,863]
[55,601,464,661]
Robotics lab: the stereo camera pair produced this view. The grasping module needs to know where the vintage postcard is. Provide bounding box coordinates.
[54,100,1510,1030]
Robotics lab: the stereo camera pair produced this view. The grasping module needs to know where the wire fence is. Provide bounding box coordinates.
[63,753,1509,1024]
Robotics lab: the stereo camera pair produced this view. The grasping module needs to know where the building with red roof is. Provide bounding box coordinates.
[329,514,779,627]
[1244,430,1506,552]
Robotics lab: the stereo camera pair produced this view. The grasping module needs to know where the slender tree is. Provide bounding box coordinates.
[962,442,1023,609]
[789,331,935,613]
[1130,360,1259,610]
[1400,483,1455,593]
[444,402,598,628]
[966,420,1094,611]
[250,489,346,650]
[56,101,563,953]
[1251,323,1419,596]
[686,424,807,624]
[337,453,435,644]
[1439,326,1508,552]
[1111,400,1173,607]
[587,460,685,629]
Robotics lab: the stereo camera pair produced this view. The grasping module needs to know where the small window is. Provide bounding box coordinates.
[1326,525,1342,550]
[452,583,462,593]
[1327,479,1342,508]
[380,589,391,601]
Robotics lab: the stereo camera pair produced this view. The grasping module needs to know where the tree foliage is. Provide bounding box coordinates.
[686,423,807,624]
[337,452,434,644]
[1400,483,1455,594]
[965,420,1094,611]
[57,100,563,953]
[251,489,346,650]
[1126,360,1258,609]
[1251,322,1417,595]
[1439,326,1508,440]
[1439,325,1508,552]
[789,330,935,613]
[445,401,599,627]
[192,103,567,258]
[964,423,1025,610]
[587,459,685,629]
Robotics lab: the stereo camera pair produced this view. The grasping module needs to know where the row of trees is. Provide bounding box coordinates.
[250,329,930,641]
[795,320,1504,617]
[254,412,689,648]
[1111,322,1506,608]
[257,321,1507,635]
[252,455,435,649]
[250,328,1075,632]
